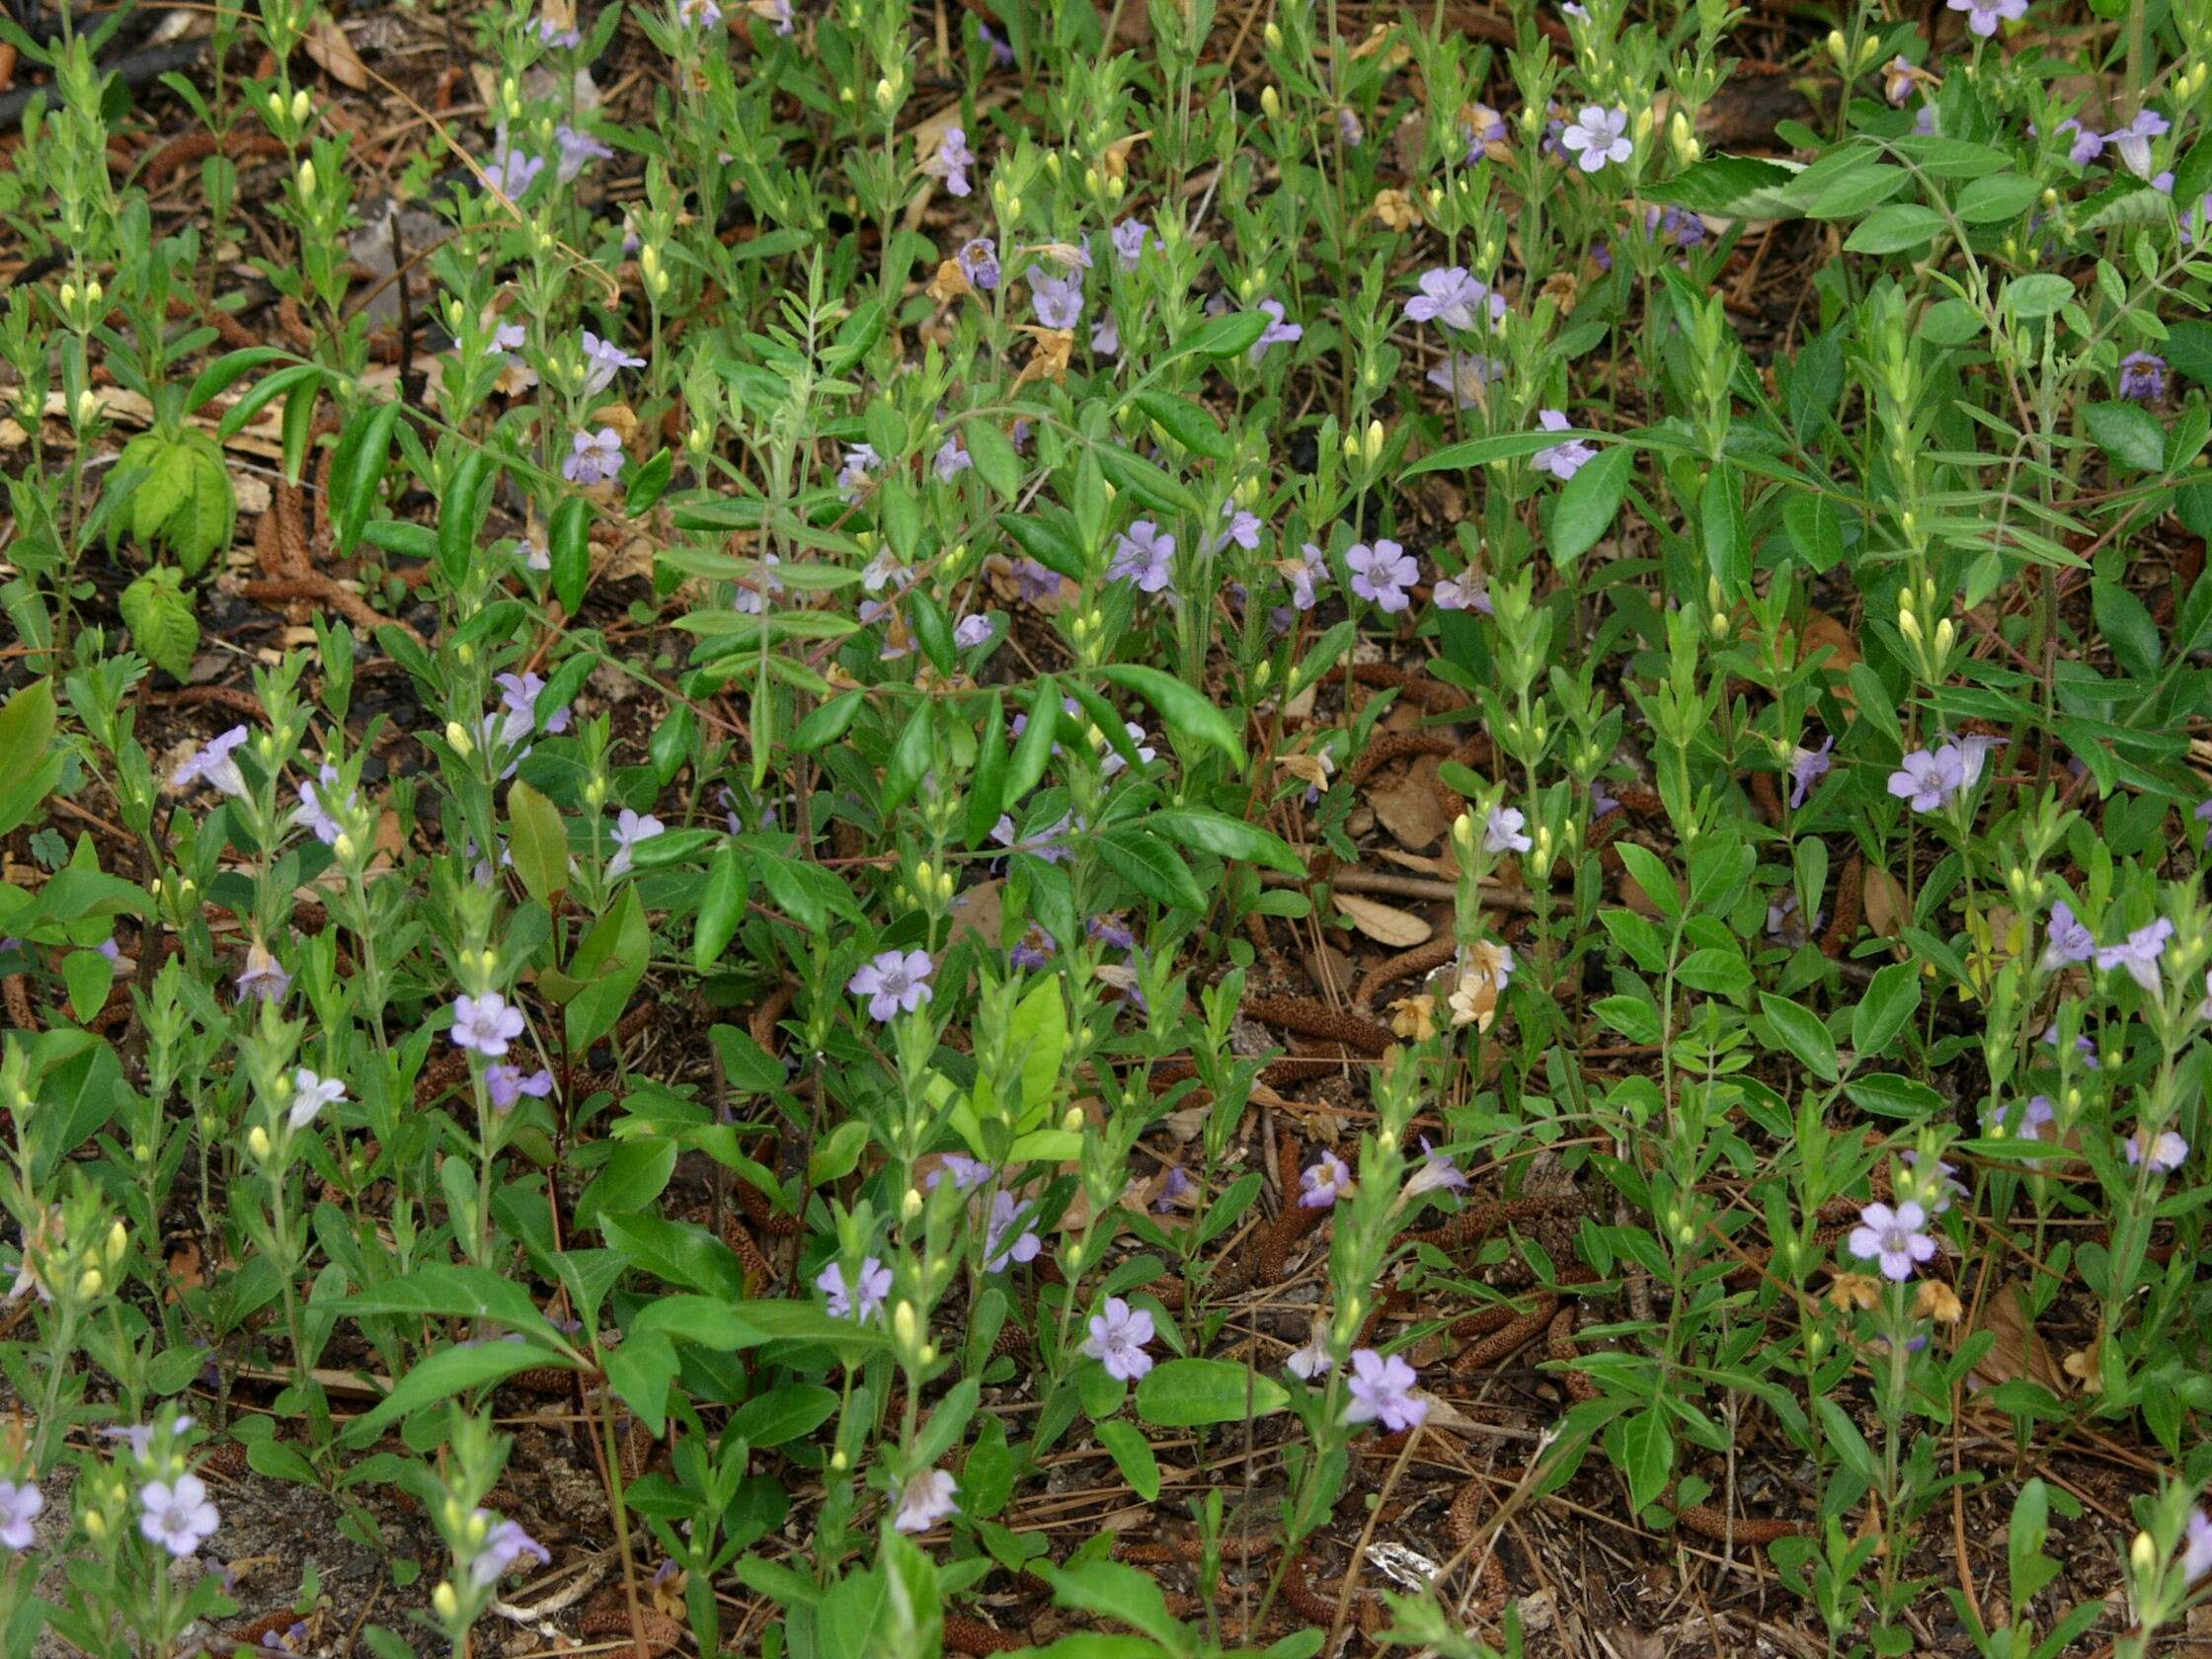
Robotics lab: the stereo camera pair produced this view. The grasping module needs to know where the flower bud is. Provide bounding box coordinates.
[292,88,311,123]
[1264,20,1281,47]
[1261,85,1282,119]
[107,1222,127,1266]
[2131,1531,2158,1575]
[445,720,474,756]
[433,1581,460,1621]
[903,1186,924,1221]
[1364,420,1383,463]
[78,1268,102,1298]
[248,1126,272,1161]
[298,159,317,198]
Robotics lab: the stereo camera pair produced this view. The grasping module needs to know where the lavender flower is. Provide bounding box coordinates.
[1766,893,1818,947]
[1532,411,1595,480]
[930,434,973,484]
[2119,352,2167,402]
[486,1065,554,1111]
[1484,807,1532,853]
[536,17,583,46]
[451,992,526,1057]
[734,552,783,614]
[173,727,250,797]
[2186,1510,2212,1580]
[818,1256,892,1319]
[1427,353,1505,408]
[2040,1024,2098,1067]
[580,330,644,395]
[288,1068,346,1131]
[2041,901,2095,971]
[1110,521,1175,592]
[1299,1149,1353,1209]
[469,1516,550,1587]
[1848,1200,1936,1282]
[0,1481,42,1550]
[954,613,994,649]
[925,127,976,197]
[564,427,623,485]
[1901,1151,1966,1214]
[848,949,934,1021]
[496,671,571,747]
[2097,917,2174,991]
[1287,541,1329,609]
[1788,737,1834,809]
[606,808,665,878]
[957,237,1000,290]
[677,0,721,25]
[1111,218,1153,270]
[554,122,612,184]
[234,943,291,1004]
[1559,106,1632,173]
[139,1474,219,1557]
[2054,118,2104,164]
[1030,272,1084,330]
[1249,298,1303,360]
[837,444,882,502]
[894,1468,959,1534]
[1345,540,1418,613]
[1342,1350,1427,1431]
[1432,575,1492,613]
[1081,1297,1155,1381]
[1887,745,1966,813]
[2125,1126,2188,1173]
[1213,505,1263,554]
[1946,0,2025,35]
[2108,109,2169,178]
[1986,1094,2056,1141]
[486,128,544,195]
[1881,56,1918,105]
[1285,1333,1332,1379]
[1404,268,1493,332]
[983,1191,1041,1271]
[1404,1137,1470,1200]
[293,764,355,843]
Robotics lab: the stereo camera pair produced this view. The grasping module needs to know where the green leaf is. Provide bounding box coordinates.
[1100,828,1207,912]
[1851,962,1922,1058]
[1002,679,1060,810]
[692,842,748,973]
[1758,992,1839,1082]
[1134,1358,1290,1426]
[1548,442,1633,568]
[576,1139,678,1228]
[625,448,674,515]
[118,567,200,681]
[1700,461,1749,596]
[340,1264,564,1338]
[1145,808,1304,875]
[1034,1561,1195,1656]
[60,948,113,1025]
[1593,993,1663,1046]
[1166,309,1270,363]
[1405,427,1593,479]
[2167,320,2212,388]
[1093,1420,1161,1501]
[882,700,934,815]
[438,448,499,589]
[1096,665,1246,767]
[173,440,237,573]
[604,1329,679,1436]
[2092,579,2162,678]
[329,400,402,560]
[1607,1408,1675,1513]
[337,1342,566,1447]
[550,494,592,615]
[731,1383,840,1447]
[564,885,650,1053]
[965,421,1022,501]
[1842,203,1946,254]
[1007,978,1066,1120]
[1615,843,1682,922]
[1676,946,1751,999]
[507,779,569,905]
[1782,493,1845,571]
[2000,274,2076,320]
[2084,400,2167,473]
[1128,390,1231,461]
[1954,172,2040,223]
[186,346,290,414]
[1638,153,1798,216]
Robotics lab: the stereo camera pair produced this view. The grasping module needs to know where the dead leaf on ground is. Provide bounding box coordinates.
[946,878,1004,948]
[1368,753,1451,849]
[303,16,370,89]
[1335,892,1432,947]
[1862,865,1906,939]
[1968,1282,2068,1394]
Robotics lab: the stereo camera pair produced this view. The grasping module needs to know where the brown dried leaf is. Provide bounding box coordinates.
[927,259,973,305]
[304,16,370,90]
[1861,866,1906,939]
[1969,1282,2067,1393]
[1335,893,1432,947]
[1369,754,1451,850]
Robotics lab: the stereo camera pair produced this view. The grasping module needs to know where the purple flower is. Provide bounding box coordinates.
[234,944,291,1005]
[1154,1164,1192,1212]
[0,1480,42,1551]
[1463,103,1507,160]
[606,808,664,878]
[1249,298,1303,360]
[837,444,882,502]
[1645,204,1706,248]
[451,993,526,1058]
[1559,106,1632,173]
[564,427,623,485]
[1483,807,1532,854]
[894,1468,959,1534]
[1887,745,1966,813]
[1766,892,1821,947]
[469,1516,550,1588]
[2041,901,2095,971]
[496,671,570,746]
[1009,924,1054,969]
[1081,1297,1155,1381]
[1111,218,1153,270]
[1404,268,1493,332]
[1286,541,1330,609]
[1343,1349,1427,1431]
[1213,505,1263,553]
[1946,0,2025,35]
[293,763,355,843]
[818,1256,892,1319]
[554,122,612,184]
[1427,352,1505,408]
[2125,1126,2188,1173]
[1986,1094,2056,1142]
[2040,1023,2098,1067]
[1881,56,1918,105]
[2097,917,2173,991]
[1901,1151,1966,1214]
[1432,575,1492,613]
[1089,914,1136,950]
[2119,352,2167,402]
[1848,1200,1936,1282]
[139,1474,220,1557]
[925,126,976,198]
[1030,272,1084,330]
[2196,798,2212,849]
[734,552,783,615]
[1533,411,1595,480]
[486,128,544,195]
[953,613,994,649]
[486,1065,554,1111]
[173,726,250,796]
[580,330,644,395]
[1405,1137,1469,1199]
[957,237,1000,290]
[976,20,1013,63]
[928,1154,996,1193]
[2185,1510,2212,1580]
[1299,1149,1353,1209]
[2054,118,2104,164]
[1286,1334,1331,1380]
[1345,540,1418,613]
[287,1068,345,1131]
[677,0,721,25]
[1110,520,1176,592]
[932,435,973,484]
[848,949,934,1022]
[2108,109,2169,178]
[983,1190,1041,1272]
[1090,312,1120,356]
[1788,737,1834,809]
